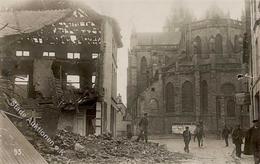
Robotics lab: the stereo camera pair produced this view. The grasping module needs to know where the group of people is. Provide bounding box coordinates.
[184,120,260,164]
[221,120,260,164]
[182,122,205,153]
[135,113,260,164]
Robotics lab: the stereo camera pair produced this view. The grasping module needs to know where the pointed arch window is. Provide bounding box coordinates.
[166,82,174,111]
[182,81,194,112]
[234,35,241,52]
[200,80,208,114]
[215,34,223,54]
[140,56,148,91]
[227,99,236,117]
[221,83,236,117]
[140,56,147,74]
[194,36,202,54]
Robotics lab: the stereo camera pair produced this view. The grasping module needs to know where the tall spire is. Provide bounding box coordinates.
[164,0,194,32]
[205,2,226,19]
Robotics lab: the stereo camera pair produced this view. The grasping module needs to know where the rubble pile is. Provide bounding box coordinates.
[34,130,190,164]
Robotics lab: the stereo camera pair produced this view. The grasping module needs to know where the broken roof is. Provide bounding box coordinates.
[0,3,123,47]
[134,32,181,46]
[0,9,71,37]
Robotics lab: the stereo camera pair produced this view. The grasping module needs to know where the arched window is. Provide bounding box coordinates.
[200,81,208,114]
[165,82,174,111]
[194,36,202,54]
[150,98,159,110]
[140,56,148,91]
[234,35,241,52]
[221,83,235,96]
[221,83,236,117]
[182,81,194,112]
[227,99,236,117]
[140,56,148,74]
[215,34,223,54]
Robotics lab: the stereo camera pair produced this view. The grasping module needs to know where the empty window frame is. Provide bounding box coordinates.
[92,53,99,59]
[14,75,29,98]
[43,52,55,57]
[67,52,80,59]
[92,73,96,88]
[15,75,29,85]
[66,75,80,89]
[16,51,30,57]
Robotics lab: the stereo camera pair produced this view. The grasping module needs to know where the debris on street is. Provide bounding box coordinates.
[33,130,190,164]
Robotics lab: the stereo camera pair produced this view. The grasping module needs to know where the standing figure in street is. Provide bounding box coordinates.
[136,113,148,143]
[222,125,230,147]
[194,124,205,147]
[232,124,243,158]
[244,119,258,155]
[183,126,192,153]
[250,120,260,164]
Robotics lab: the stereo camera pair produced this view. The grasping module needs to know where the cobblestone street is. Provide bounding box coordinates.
[153,138,254,164]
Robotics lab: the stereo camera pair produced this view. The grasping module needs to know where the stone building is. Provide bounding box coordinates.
[247,0,260,122]
[0,0,122,137]
[128,8,250,135]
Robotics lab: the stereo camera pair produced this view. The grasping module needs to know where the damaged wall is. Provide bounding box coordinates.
[33,59,55,98]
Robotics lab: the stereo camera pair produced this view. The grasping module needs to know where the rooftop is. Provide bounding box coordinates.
[134,31,181,46]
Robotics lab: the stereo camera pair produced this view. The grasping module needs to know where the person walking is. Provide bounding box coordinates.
[232,124,243,158]
[183,126,192,153]
[194,123,205,147]
[222,125,230,147]
[136,113,148,143]
[251,120,260,164]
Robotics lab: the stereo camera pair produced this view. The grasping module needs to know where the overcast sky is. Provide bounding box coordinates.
[0,0,245,104]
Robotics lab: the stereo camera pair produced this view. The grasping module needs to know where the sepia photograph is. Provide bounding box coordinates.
[0,0,259,163]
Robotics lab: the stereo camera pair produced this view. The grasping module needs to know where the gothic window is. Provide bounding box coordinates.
[194,36,202,54]
[150,98,159,110]
[234,35,241,52]
[227,99,236,117]
[166,82,174,111]
[140,56,148,74]
[182,81,194,112]
[200,80,208,113]
[140,56,148,91]
[215,34,223,54]
[221,83,236,117]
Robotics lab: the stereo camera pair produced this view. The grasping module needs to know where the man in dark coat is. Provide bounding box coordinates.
[183,126,192,153]
[136,113,148,143]
[222,125,230,147]
[232,124,243,158]
[251,120,260,164]
[244,119,258,155]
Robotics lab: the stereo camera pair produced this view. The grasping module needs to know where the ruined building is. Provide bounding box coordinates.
[0,0,122,136]
[128,6,250,134]
[247,0,260,122]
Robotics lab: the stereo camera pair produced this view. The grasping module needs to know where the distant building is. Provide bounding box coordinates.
[0,0,122,137]
[128,6,249,135]
[115,94,131,136]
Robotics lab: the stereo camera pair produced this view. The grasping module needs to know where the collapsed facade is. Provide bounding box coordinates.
[128,9,250,135]
[0,1,122,137]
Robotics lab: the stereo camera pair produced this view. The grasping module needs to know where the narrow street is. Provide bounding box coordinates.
[153,138,254,164]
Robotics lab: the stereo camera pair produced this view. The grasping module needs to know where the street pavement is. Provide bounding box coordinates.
[153,138,254,164]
